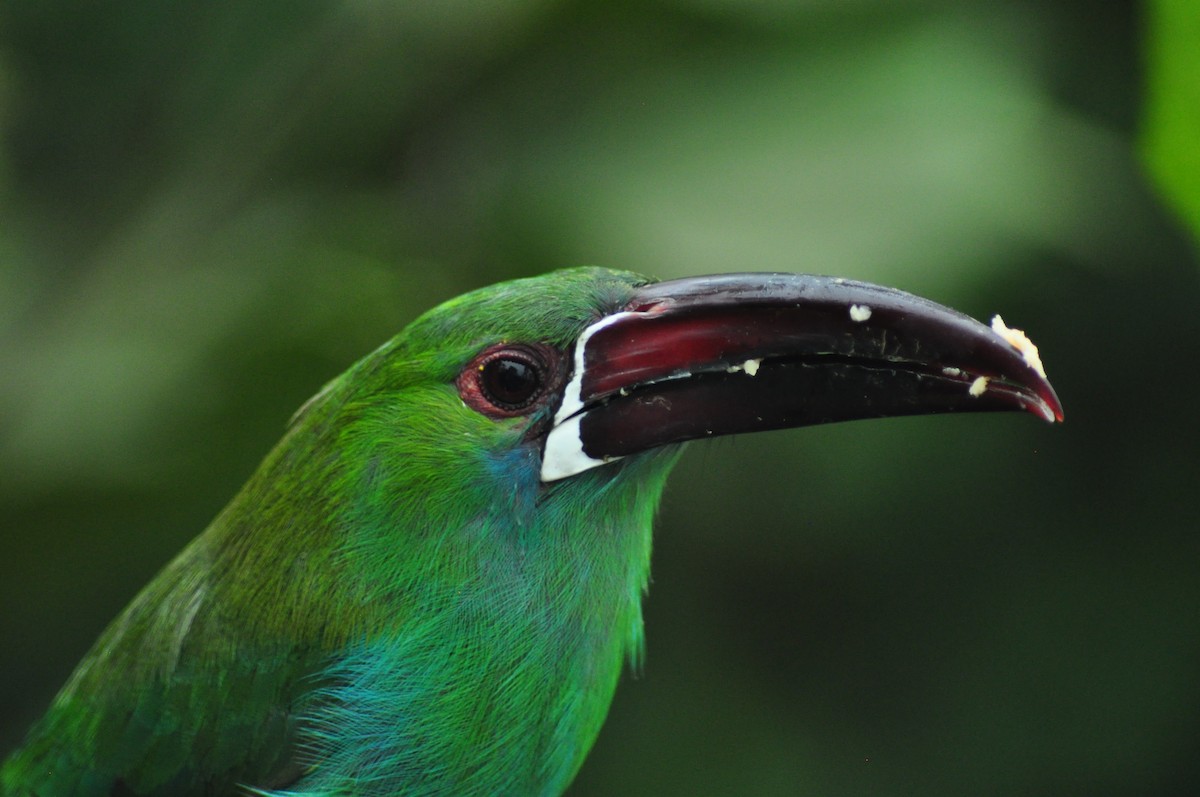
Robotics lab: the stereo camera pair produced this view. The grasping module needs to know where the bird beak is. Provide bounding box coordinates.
[541,273,1063,482]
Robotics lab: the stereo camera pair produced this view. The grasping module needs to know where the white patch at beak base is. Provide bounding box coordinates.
[543,311,639,481]
[541,413,618,481]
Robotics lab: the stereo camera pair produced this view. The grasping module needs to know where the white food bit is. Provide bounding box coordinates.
[991,315,1047,379]
[742,358,761,377]
[849,304,872,323]
[725,364,742,374]
[969,376,990,397]
[942,366,963,378]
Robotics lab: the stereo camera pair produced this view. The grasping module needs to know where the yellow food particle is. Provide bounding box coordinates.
[991,315,1047,379]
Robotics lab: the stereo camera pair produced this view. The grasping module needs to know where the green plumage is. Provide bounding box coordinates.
[2,267,676,796]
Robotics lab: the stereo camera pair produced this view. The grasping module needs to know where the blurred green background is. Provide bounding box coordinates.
[2,1,1198,795]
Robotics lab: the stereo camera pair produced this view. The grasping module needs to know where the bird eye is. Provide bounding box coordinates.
[458,344,560,419]
[480,353,540,410]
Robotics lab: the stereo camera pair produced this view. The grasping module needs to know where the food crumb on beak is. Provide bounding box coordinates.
[742,358,761,377]
[969,376,990,397]
[990,315,1047,379]
[849,304,872,322]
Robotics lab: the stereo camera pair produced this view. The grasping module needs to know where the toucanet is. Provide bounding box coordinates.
[1,268,1062,796]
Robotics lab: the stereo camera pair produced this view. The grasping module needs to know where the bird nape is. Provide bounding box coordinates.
[1,267,1062,797]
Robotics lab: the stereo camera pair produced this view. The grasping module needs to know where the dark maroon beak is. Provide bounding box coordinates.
[541,273,1062,481]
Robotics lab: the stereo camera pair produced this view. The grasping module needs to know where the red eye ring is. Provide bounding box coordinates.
[458,343,561,419]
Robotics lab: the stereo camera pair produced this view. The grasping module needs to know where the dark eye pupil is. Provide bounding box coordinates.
[482,356,540,409]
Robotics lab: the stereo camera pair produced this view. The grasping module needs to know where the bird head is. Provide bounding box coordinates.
[312,266,1060,503]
